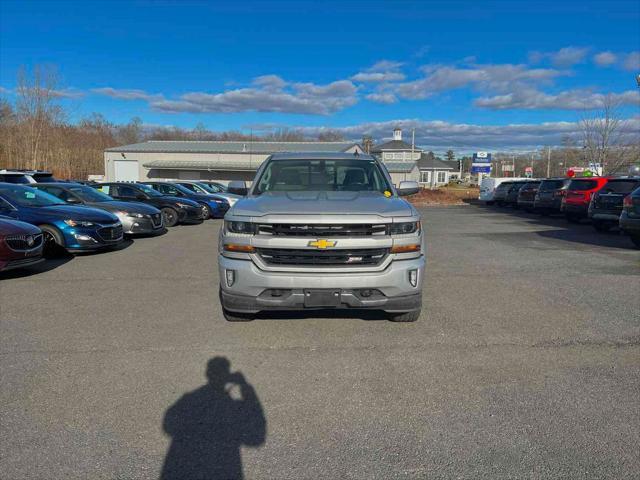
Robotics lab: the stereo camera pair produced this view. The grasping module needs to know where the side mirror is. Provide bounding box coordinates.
[228,181,248,196]
[397,181,419,196]
[66,196,81,204]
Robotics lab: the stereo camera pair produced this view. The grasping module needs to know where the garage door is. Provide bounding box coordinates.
[114,161,139,181]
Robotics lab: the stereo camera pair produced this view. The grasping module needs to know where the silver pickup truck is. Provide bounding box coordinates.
[218,152,424,322]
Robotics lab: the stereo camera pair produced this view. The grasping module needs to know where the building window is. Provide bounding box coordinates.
[420,171,431,183]
[437,171,447,183]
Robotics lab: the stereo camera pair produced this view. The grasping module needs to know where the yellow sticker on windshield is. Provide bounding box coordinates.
[384,190,392,197]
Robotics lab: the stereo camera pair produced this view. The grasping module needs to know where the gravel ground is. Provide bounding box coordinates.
[1,205,638,479]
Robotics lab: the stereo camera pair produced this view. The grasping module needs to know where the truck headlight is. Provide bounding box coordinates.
[225,220,256,234]
[390,221,420,235]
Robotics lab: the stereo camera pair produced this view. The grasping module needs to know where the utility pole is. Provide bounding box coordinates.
[546,146,551,178]
[411,128,415,160]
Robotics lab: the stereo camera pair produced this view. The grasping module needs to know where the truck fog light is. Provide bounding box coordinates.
[225,269,235,287]
[409,269,418,287]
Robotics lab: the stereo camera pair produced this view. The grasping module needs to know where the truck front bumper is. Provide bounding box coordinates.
[219,255,424,314]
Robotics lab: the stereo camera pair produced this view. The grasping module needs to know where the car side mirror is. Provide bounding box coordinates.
[66,196,81,204]
[228,181,248,196]
[397,181,419,196]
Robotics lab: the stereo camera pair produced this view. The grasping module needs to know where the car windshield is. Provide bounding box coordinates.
[136,184,163,197]
[255,159,391,194]
[171,183,196,195]
[600,180,640,194]
[0,185,66,207]
[194,183,218,194]
[69,186,113,202]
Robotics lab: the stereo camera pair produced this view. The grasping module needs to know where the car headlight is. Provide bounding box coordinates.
[389,221,420,235]
[64,219,95,227]
[175,202,193,209]
[127,212,146,218]
[225,220,256,234]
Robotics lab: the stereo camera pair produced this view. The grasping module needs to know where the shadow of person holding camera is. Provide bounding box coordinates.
[160,357,266,480]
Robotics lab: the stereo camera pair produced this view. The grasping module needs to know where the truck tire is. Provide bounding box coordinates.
[388,310,420,322]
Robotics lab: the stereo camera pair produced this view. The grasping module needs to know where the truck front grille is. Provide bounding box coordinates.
[257,248,388,266]
[257,223,387,236]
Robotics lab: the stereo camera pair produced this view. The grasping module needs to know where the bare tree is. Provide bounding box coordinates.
[15,65,64,169]
[579,94,635,175]
[316,129,345,141]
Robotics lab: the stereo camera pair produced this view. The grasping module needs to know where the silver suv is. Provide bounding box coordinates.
[218,152,424,322]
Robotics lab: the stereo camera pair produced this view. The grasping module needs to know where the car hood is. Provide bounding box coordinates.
[160,196,199,207]
[231,191,414,217]
[0,217,42,235]
[88,201,160,214]
[25,205,119,223]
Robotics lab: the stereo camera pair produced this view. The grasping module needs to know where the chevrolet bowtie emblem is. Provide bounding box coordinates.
[308,239,336,249]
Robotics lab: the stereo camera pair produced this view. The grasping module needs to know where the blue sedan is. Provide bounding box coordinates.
[140,182,229,218]
[0,184,124,254]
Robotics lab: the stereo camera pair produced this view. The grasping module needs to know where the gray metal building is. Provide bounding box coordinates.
[104,140,363,183]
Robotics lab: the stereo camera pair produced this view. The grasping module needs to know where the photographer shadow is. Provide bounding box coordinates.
[160,357,266,480]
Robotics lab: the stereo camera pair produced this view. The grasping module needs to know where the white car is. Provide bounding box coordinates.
[479,177,527,204]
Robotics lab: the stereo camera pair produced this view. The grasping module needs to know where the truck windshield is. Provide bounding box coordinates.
[254,159,392,194]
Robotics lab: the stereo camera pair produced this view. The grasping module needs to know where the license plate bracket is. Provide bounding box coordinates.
[303,289,341,307]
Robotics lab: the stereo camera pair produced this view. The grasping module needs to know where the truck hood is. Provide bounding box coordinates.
[232,191,414,217]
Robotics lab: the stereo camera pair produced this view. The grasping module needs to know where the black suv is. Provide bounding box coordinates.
[93,183,204,227]
[533,178,571,214]
[589,177,640,232]
[504,181,529,208]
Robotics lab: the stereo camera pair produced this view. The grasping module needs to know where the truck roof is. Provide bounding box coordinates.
[268,152,376,161]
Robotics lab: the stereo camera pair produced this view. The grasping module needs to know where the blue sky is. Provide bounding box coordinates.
[1,0,639,150]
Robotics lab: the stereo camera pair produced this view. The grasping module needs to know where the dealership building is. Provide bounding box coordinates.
[104,140,363,183]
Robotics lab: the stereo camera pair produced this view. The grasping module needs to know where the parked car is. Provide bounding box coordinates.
[198,181,229,193]
[0,170,34,184]
[493,181,514,206]
[0,217,44,271]
[561,177,609,222]
[533,178,571,214]
[588,177,640,232]
[620,186,640,248]
[13,170,60,183]
[0,184,123,254]
[34,183,165,236]
[504,180,529,208]
[172,180,241,207]
[139,181,229,218]
[93,183,204,227]
[516,180,541,211]
[479,177,526,205]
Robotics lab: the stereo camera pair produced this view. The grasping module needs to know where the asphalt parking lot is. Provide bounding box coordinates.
[1,206,639,479]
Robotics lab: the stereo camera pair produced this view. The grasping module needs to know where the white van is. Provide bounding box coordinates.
[479,177,526,204]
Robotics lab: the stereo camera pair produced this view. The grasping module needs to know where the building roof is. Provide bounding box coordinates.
[417,154,454,170]
[106,140,360,154]
[370,140,416,152]
[383,161,417,173]
[440,160,460,170]
[142,159,263,171]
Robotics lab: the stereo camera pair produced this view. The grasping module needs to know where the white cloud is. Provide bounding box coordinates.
[529,47,589,67]
[475,89,640,110]
[397,64,567,99]
[593,51,617,67]
[623,51,640,71]
[92,87,161,101]
[350,60,406,83]
[150,78,357,115]
[293,117,640,150]
[365,92,397,104]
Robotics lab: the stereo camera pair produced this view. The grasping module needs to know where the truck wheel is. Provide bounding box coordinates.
[222,307,254,322]
[630,235,640,249]
[388,310,420,322]
[592,220,611,233]
[161,207,179,227]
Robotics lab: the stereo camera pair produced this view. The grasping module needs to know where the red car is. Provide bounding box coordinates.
[0,218,44,272]
[561,177,609,222]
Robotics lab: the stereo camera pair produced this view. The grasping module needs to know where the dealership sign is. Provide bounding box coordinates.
[473,152,492,163]
[471,152,492,173]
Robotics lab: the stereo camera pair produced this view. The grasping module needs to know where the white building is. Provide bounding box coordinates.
[104,140,363,183]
